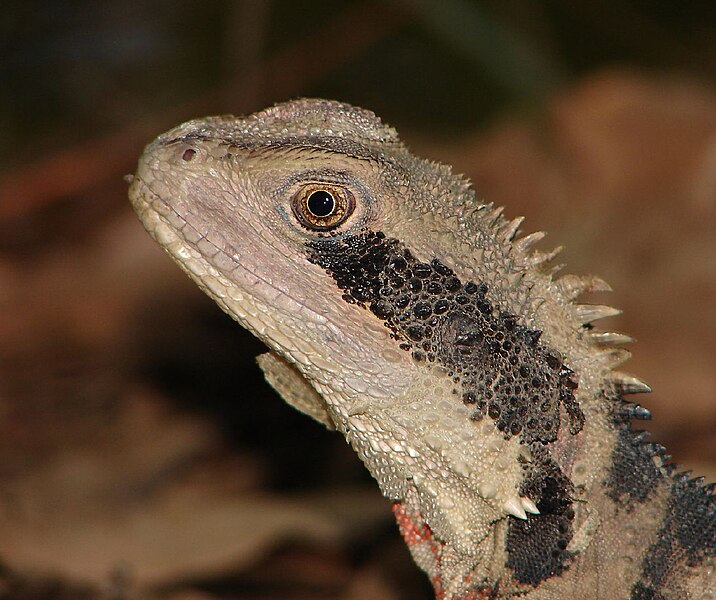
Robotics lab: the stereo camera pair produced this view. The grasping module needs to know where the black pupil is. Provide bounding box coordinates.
[307,190,335,217]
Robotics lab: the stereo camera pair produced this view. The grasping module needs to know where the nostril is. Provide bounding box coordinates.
[181,148,196,162]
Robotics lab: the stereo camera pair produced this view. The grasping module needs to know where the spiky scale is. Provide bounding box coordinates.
[574,303,622,324]
[622,403,653,421]
[528,246,564,268]
[611,371,652,394]
[501,216,525,242]
[603,347,632,368]
[521,496,540,515]
[514,231,546,254]
[590,331,634,346]
[503,497,528,520]
[557,274,612,300]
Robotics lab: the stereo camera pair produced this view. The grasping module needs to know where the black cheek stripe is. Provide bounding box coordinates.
[307,230,584,445]
[307,229,583,586]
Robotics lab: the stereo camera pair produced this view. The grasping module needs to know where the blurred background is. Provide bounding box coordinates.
[1,1,715,598]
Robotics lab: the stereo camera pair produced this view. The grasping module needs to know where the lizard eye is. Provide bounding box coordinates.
[291,183,355,231]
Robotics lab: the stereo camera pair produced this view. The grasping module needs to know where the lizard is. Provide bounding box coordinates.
[128,98,715,599]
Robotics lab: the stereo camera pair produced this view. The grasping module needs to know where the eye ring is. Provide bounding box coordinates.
[291,183,355,231]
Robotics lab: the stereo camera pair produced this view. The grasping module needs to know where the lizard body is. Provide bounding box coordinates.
[128,99,715,599]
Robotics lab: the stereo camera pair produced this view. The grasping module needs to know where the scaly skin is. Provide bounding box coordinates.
[128,99,715,599]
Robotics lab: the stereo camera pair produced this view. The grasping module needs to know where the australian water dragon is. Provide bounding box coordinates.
[128,99,715,599]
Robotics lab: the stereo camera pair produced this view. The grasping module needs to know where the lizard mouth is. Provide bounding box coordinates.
[128,172,382,370]
[129,174,304,323]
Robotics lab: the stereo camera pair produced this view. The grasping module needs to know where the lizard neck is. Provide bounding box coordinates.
[307,230,587,589]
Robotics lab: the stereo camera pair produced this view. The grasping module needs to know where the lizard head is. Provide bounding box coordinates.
[128,99,431,400]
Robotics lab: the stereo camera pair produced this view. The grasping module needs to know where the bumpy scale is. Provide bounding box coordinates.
[129,99,715,599]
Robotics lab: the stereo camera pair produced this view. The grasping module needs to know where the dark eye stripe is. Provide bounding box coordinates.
[306,229,585,586]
